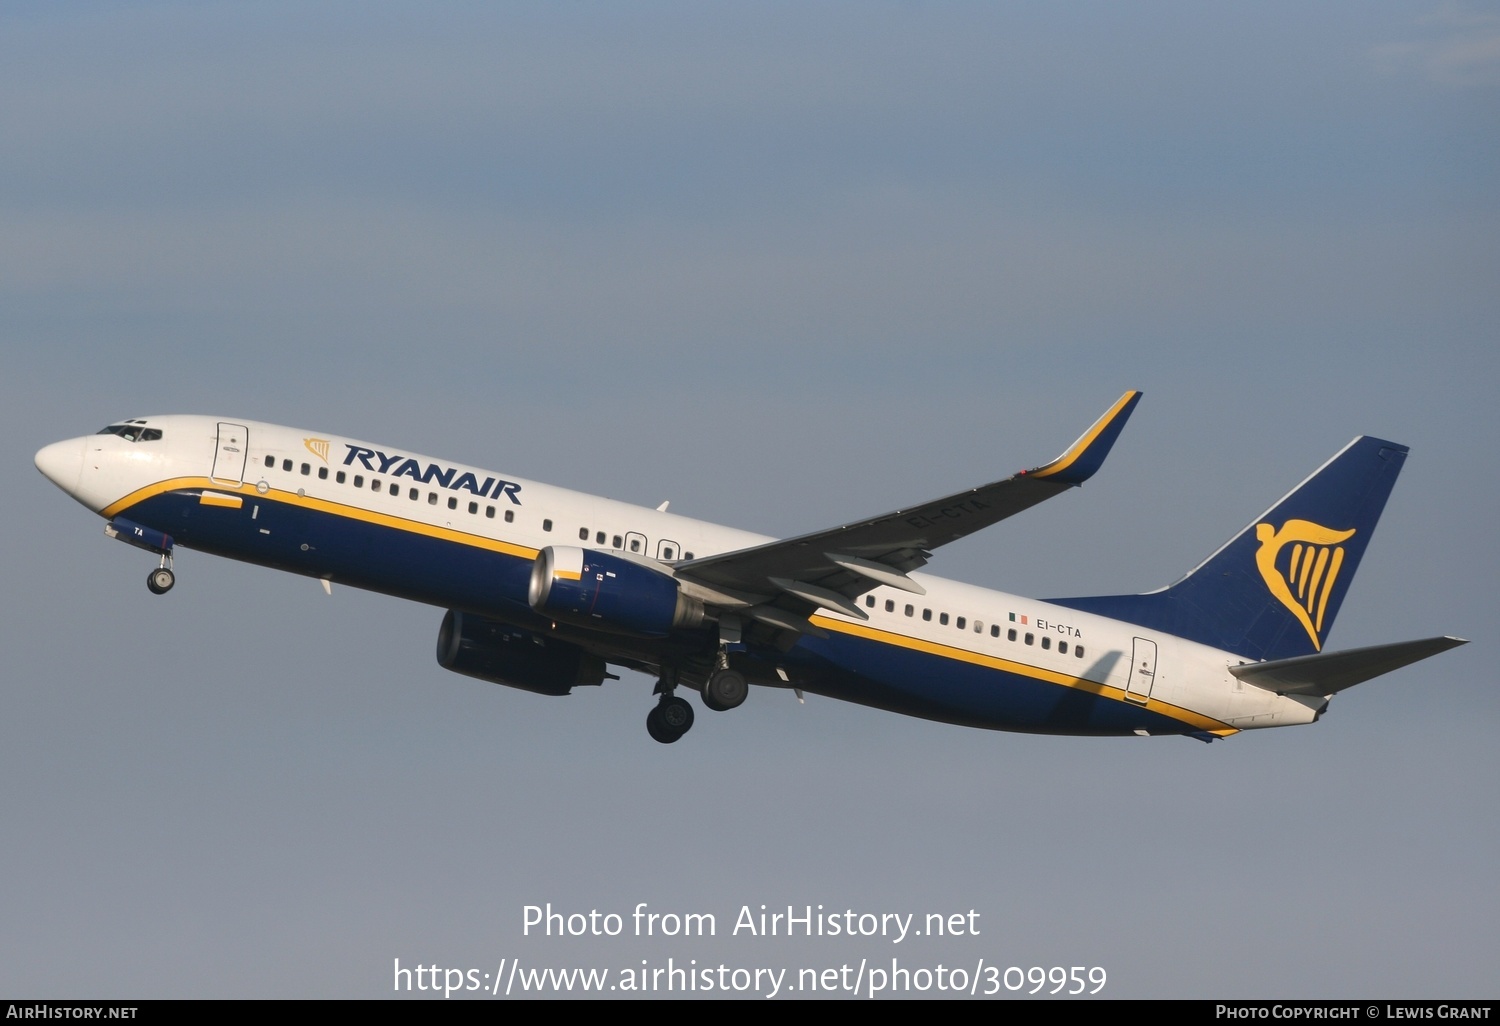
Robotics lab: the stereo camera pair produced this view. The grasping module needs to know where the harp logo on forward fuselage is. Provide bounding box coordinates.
[1254,519,1356,650]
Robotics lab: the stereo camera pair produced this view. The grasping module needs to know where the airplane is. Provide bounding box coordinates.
[33,391,1465,744]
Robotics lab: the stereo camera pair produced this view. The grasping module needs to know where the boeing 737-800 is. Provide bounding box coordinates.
[34,392,1464,743]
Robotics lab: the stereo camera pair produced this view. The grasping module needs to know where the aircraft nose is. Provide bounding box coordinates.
[35,438,84,493]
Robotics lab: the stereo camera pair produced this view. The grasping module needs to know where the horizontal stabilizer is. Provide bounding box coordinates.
[1229,636,1467,697]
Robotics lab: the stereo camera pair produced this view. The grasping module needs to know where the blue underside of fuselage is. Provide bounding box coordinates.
[791,632,1195,736]
[130,489,539,621]
[126,489,1201,737]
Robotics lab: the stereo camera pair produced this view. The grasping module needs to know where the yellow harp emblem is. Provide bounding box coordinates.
[303,437,331,463]
[1254,520,1356,650]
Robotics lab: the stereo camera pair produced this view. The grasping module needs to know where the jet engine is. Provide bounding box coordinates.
[528,546,705,637]
[436,610,606,696]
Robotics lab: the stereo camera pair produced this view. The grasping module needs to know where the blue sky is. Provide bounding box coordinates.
[3,1,1496,997]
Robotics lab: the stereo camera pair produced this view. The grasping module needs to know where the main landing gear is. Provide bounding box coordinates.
[702,667,748,712]
[647,666,694,744]
[645,661,751,744]
[646,695,694,744]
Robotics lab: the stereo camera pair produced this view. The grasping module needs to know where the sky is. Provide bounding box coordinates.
[2,1,1496,999]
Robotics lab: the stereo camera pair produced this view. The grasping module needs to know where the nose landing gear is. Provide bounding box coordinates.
[105,518,177,595]
[147,564,176,595]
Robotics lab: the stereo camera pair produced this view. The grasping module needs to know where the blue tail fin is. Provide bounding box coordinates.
[1050,437,1408,662]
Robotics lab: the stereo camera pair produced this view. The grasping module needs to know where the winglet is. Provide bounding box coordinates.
[1028,390,1142,484]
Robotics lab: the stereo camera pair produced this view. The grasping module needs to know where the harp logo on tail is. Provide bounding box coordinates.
[303,437,331,463]
[1254,520,1356,650]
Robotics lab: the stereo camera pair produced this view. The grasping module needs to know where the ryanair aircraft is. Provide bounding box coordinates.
[34,392,1464,744]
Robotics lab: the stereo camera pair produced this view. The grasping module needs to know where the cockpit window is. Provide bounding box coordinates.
[96,424,163,442]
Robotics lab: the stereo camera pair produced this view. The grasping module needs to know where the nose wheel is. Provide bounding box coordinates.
[147,554,175,595]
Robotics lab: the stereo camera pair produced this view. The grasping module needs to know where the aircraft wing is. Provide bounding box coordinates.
[673,391,1142,633]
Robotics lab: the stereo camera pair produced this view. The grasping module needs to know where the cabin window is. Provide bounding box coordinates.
[264,455,274,468]
[504,510,514,523]
[663,547,675,560]
[905,604,914,617]
[865,596,875,608]
[1059,642,1068,655]
[939,613,949,625]
[1025,633,1034,646]
[956,616,966,630]
[543,519,553,532]
[1041,636,1051,650]
[922,609,932,621]
[885,599,895,612]
[336,471,346,484]
[428,492,438,505]
[991,624,1000,637]
[597,532,606,544]
[389,483,399,495]
[300,463,310,476]
[468,501,478,514]
[354,475,365,488]
[974,621,983,633]
[448,496,457,510]
[318,467,328,480]
[282,459,293,472]
[1008,629,1017,642]
[1075,646,1085,659]
[485,506,495,519]
[408,488,418,500]
[579,527,589,540]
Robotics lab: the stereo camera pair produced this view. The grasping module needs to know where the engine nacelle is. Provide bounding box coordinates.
[528,546,705,638]
[436,610,606,696]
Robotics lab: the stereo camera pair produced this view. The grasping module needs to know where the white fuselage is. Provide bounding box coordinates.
[37,415,1323,739]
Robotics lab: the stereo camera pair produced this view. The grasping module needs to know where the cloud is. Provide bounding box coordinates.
[1373,3,1500,86]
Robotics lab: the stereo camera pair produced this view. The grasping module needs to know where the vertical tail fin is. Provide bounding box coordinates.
[1050,437,1408,661]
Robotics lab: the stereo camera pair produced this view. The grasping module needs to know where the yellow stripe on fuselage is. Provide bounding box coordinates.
[808,613,1238,736]
[105,475,1234,736]
[102,477,539,560]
